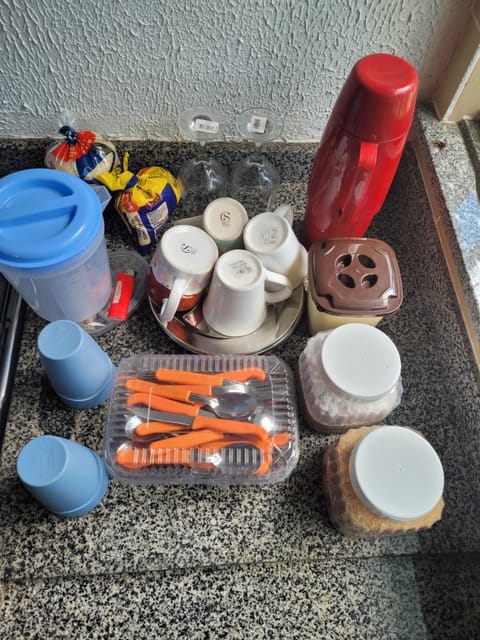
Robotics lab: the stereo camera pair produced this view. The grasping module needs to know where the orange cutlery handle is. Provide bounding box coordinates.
[154,367,266,385]
[134,420,228,438]
[125,379,213,402]
[237,431,290,448]
[116,445,194,469]
[126,393,201,416]
[272,431,290,448]
[133,421,182,436]
[133,418,268,441]
[254,450,272,476]
[190,415,269,440]
[149,429,222,450]
[198,438,272,476]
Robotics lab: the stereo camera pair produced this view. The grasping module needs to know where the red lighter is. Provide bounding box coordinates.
[107,269,136,320]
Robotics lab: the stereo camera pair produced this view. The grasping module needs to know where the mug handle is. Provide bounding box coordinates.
[272,204,294,225]
[263,269,293,304]
[159,277,187,322]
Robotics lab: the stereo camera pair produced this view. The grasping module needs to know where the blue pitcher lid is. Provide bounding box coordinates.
[0,168,102,269]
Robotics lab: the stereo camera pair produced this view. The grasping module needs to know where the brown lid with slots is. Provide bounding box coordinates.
[308,237,403,316]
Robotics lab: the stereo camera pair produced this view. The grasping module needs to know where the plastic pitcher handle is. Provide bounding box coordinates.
[341,141,378,224]
[91,185,112,212]
[158,277,187,322]
[263,269,293,304]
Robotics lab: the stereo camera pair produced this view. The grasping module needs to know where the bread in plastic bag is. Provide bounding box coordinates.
[45,125,119,183]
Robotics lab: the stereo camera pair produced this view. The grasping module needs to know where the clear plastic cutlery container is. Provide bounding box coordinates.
[104,353,300,485]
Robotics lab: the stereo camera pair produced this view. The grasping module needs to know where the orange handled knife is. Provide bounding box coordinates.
[124,379,214,402]
[154,367,267,385]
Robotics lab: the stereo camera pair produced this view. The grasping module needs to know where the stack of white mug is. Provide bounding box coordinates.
[146,198,307,337]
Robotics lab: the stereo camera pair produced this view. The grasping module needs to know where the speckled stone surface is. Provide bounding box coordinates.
[0,558,438,639]
[415,103,480,338]
[1,130,480,638]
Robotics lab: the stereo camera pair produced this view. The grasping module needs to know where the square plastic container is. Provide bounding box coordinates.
[103,354,299,485]
[306,237,403,334]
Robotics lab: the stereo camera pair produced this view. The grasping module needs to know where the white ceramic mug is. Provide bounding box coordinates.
[243,211,308,289]
[202,249,293,336]
[147,225,219,322]
[202,197,249,253]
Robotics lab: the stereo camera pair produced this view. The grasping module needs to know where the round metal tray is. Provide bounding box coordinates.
[149,284,304,354]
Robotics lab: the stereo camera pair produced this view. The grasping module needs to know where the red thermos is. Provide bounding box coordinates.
[303,53,418,246]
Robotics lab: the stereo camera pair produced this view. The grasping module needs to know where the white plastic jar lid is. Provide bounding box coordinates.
[349,426,445,521]
[321,323,401,399]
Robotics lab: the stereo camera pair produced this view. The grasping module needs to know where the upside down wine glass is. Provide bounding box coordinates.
[177,106,228,216]
[230,107,282,216]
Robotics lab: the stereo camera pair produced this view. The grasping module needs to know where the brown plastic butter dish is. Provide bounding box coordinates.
[306,237,403,333]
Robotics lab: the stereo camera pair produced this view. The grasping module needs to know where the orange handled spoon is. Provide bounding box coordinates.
[126,385,258,422]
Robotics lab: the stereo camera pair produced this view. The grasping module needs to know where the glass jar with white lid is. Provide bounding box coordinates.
[298,323,403,433]
[322,425,445,537]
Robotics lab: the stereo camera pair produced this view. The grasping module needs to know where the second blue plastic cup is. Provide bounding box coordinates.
[38,320,115,409]
[16,435,109,518]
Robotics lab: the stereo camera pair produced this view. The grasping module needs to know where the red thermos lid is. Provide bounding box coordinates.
[332,53,418,142]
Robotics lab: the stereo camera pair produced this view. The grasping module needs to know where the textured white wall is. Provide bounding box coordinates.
[0,0,472,141]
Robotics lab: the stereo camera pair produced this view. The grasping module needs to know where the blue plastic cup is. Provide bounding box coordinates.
[38,320,115,409]
[16,435,109,518]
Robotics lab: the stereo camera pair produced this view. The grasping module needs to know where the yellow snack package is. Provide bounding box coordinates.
[97,153,182,254]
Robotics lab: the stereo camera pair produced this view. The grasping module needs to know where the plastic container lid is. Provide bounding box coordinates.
[349,426,445,521]
[104,353,300,485]
[332,53,418,142]
[308,237,403,316]
[321,324,401,399]
[0,168,102,270]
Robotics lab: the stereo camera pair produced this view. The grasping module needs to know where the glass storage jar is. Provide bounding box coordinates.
[322,425,445,537]
[298,323,403,433]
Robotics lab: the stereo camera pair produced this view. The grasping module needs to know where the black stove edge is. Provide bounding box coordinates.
[0,280,26,454]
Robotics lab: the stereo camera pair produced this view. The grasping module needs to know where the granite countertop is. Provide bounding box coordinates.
[415,104,480,368]
[1,112,480,639]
